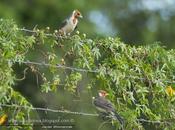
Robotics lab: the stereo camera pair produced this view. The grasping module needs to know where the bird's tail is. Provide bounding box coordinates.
[111,112,125,126]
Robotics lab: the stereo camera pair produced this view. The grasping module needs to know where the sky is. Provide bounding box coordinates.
[88,0,175,36]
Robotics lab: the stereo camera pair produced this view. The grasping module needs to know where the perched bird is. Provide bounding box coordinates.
[59,9,83,35]
[93,90,124,126]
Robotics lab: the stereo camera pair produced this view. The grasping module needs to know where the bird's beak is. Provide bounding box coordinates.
[79,15,83,18]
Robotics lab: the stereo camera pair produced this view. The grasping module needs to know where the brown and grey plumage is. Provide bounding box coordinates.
[93,90,124,126]
[59,10,83,35]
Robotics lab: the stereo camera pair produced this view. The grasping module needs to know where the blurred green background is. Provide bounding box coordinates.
[1,0,175,48]
[1,0,175,130]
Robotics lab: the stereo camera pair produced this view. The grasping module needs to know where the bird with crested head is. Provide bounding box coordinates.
[93,90,125,128]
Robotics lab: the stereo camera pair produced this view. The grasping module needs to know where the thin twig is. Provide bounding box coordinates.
[20,28,36,33]
[138,118,172,125]
[19,28,66,39]
[19,28,54,37]
[15,68,28,81]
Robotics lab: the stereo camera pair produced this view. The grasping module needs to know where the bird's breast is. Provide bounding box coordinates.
[62,18,78,33]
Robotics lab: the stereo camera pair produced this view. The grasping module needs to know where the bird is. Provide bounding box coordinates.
[59,9,83,35]
[93,90,124,127]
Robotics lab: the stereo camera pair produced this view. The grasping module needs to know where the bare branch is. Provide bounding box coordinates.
[0,104,98,116]
[0,104,174,124]
[14,60,99,73]
[138,118,173,125]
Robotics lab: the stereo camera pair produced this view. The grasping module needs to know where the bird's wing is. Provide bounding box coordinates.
[94,97,124,126]
[94,97,115,112]
[74,25,78,30]
[59,19,68,29]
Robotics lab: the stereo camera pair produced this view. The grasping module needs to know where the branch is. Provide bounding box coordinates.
[0,104,98,116]
[0,104,173,124]
[13,60,100,73]
[20,28,54,37]
[19,28,66,39]
[15,68,28,81]
[11,60,175,84]
[138,118,173,125]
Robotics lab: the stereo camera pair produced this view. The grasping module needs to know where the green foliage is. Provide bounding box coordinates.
[65,72,82,93]
[1,19,175,130]
[0,19,35,129]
